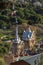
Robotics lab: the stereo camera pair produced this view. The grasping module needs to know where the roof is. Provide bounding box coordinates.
[10,60,30,65]
[22,28,32,41]
[20,56,30,60]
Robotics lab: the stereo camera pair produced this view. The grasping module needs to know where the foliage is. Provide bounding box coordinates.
[0,42,10,56]
[0,0,43,28]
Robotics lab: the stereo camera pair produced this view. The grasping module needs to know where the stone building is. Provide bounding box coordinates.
[9,19,35,57]
[4,19,35,64]
[10,19,25,57]
[22,27,35,50]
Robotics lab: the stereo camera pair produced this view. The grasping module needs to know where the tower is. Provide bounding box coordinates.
[14,18,21,44]
[10,19,24,57]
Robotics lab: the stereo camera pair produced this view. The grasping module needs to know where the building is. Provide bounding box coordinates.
[4,21,35,64]
[9,18,35,56]
[10,60,30,65]
[22,27,35,50]
[10,18,25,57]
[4,18,35,64]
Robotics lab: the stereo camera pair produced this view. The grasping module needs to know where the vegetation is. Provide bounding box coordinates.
[0,0,43,28]
[0,42,11,56]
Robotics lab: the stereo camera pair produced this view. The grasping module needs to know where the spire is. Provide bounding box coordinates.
[15,18,19,41]
[14,18,21,43]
